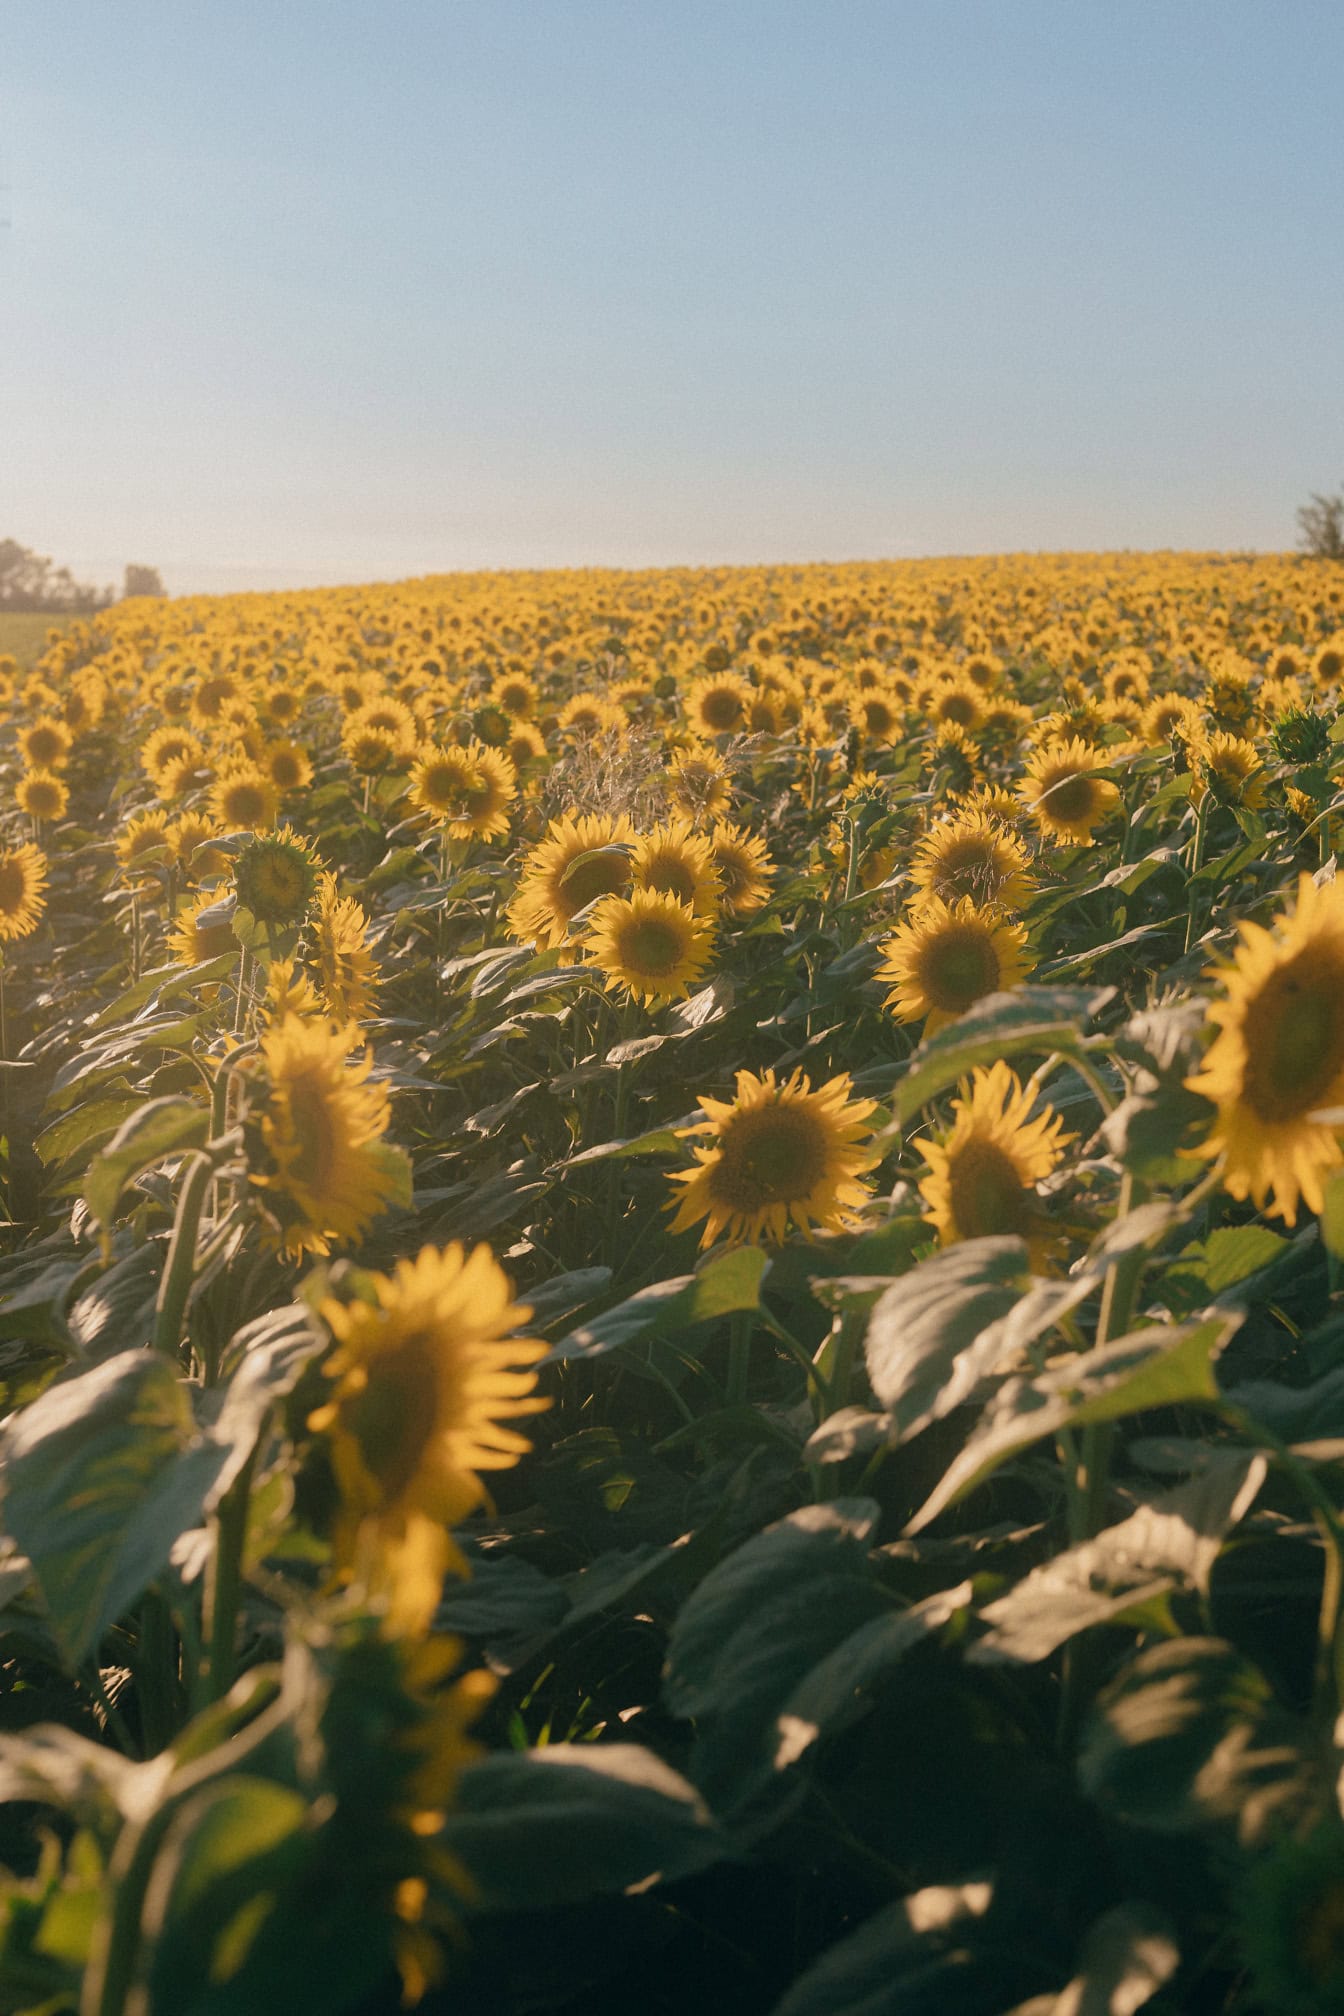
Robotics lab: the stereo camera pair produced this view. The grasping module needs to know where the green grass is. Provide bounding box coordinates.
[0,611,76,671]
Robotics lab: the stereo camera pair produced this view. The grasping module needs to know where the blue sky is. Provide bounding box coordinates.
[3,1,1342,592]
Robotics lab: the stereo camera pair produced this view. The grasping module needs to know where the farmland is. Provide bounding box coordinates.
[1,547,1343,2013]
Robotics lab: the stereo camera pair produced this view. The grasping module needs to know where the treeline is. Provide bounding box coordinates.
[0,539,165,610]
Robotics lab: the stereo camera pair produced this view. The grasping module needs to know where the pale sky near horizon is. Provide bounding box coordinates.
[3,1,1342,596]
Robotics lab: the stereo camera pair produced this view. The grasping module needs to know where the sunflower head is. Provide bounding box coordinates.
[0,843,48,943]
[1019,738,1120,844]
[16,770,67,824]
[909,811,1035,910]
[1270,706,1332,769]
[235,826,321,929]
[209,762,279,833]
[918,1062,1071,1268]
[630,817,723,916]
[314,872,380,1021]
[709,820,773,917]
[506,811,636,954]
[167,890,236,968]
[878,897,1032,1034]
[668,1067,879,1249]
[584,887,715,1006]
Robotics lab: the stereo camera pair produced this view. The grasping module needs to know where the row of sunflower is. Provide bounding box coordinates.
[0,549,1341,2012]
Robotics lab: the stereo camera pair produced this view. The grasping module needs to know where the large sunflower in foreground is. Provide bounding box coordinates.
[878,896,1032,1034]
[1186,873,1344,1222]
[308,1243,548,1636]
[506,810,635,953]
[1018,737,1120,844]
[584,887,715,1005]
[919,1062,1070,1267]
[0,843,48,943]
[908,811,1035,910]
[668,1068,879,1248]
[252,1013,402,1256]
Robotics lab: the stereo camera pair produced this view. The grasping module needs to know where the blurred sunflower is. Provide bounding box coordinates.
[879,897,1032,1034]
[1018,738,1120,844]
[314,872,379,1021]
[114,808,173,885]
[0,842,48,942]
[18,718,72,771]
[251,1013,401,1257]
[668,1068,878,1248]
[668,747,731,822]
[167,889,235,967]
[15,770,67,824]
[918,1062,1071,1266]
[686,672,751,737]
[209,761,279,833]
[309,1242,548,1635]
[1187,872,1344,1222]
[584,887,714,1006]
[235,825,321,929]
[263,738,315,794]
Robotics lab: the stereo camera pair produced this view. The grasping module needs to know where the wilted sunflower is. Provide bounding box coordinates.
[15,770,67,824]
[209,761,279,834]
[314,872,379,1021]
[918,1062,1071,1267]
[630,817,723,915]
[909,811,1035,910]
[1186,872,1344,1222]
[1018,738,1120,844]
[0,842,48,942]
[252,1013,403,1256]
[584,888,715,1006]
[710,820,773,916]
[668,1068,879,1248]
[507,811,635,953]
[308,1242,548,1635]
[879,897,1032,1034]
[235,825,321,928]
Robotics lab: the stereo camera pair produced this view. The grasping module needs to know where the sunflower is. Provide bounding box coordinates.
[505,721,548,772]
[344,697,420,765]
[710,820,773,916]
[558,694,625,739]
[1018,738,1120,844]
[167,889,236,967]
[314,872,380,1021]
[18,718,72,771]
[584,888,715,1006]
[343,723,404,777]
[0,842,48,942]
[209,761,279,833]
[630,816,723,916]
[1313,641,1344,689]
[409,741,515,841]
[1188,731,1266,812]
[251,1013,402,1257]
[506,811,636,953]
[879,897,1032,1034]
[142,725,207,792]
[927,677,984,732]
[668,748,732,822]
[308,1242,548,1635]
[918,1063,1071,1267]
[668,1068,879,1248]
[850,686,904,746]
[166,813,229,883]
[114,808,173,885]
[1186,873,1344,1222]
[15,770,67,823]
[495,671,539,718]
[235,825,321,928]
[1140,693,1202,748]
[686,672,751,737]
[263,956,323,1022]
[263,738,314,793]
[909,811,1035,909]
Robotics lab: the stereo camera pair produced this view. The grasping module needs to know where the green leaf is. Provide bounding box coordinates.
[906,1314,1239,1535]
[443,1744,722,1910]
[0,1351,230,1665]
[1051,1902,1179,2016]
[864,1238,1030,1437]
[83,1097,210,1231]
[34,1096,145,1170]
[543,1247,769,1364]
[772,1881,1040,2016]
[862,986,1114,1126]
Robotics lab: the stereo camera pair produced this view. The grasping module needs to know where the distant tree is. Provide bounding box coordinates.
[123,564,166,599]
[0,538,113,611]
[1298,488,1344,561]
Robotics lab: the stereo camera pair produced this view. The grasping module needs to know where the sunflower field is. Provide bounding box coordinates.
[1,549,1344,2013]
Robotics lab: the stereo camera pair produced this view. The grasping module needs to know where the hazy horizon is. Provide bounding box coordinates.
[5,1,1342,596]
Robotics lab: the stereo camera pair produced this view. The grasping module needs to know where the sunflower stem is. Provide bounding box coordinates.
[201,1423,265,1705]
[152,1150,215,1358]
[1183,794,1210,954]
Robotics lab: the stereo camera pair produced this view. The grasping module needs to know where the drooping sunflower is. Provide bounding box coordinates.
[15,770,67,824]
[0,842,48,943]
[235,825,322,929]
[909,811,1036,910]
[584,888,715,1006]
[313,872,380,1021]
[506,811,636,953]
[251,1013,403,1257]
[668,1068,879,1248]
[878,897,1032,1034]
[1018,737,1120,845]
[630,817,723,916]
[308,1242,548,1635]
[1186,872,1344,1222]
[709,820,773,916]
[918,1062,1071,1267]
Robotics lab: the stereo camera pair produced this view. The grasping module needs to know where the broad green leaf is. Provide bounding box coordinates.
[544,1246,769,1363]
[83,1096,210,1231]
[34,1096,145,1170]
[1052,1903,1180,2016]
[857,986,1114,1122]
[864,1238,1030,1436]
[772,1881,1035,2016]
[1,1351,231,1664]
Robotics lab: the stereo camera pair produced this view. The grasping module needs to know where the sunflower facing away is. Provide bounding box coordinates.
[919,1062,1071,1267]
[252,1013,403,1256]
[234,825,322,929]
[506,810,635,953]
[584,887,715,1006]
[0,843,48,943]
[313,871,380,1021]
[1186,872,1344,1222]
[308,1242,548,1635]
[878,896,1032,1034]
[668,1068,879,1248]
[1018,737,1121,844]
[908,811,1036,910]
